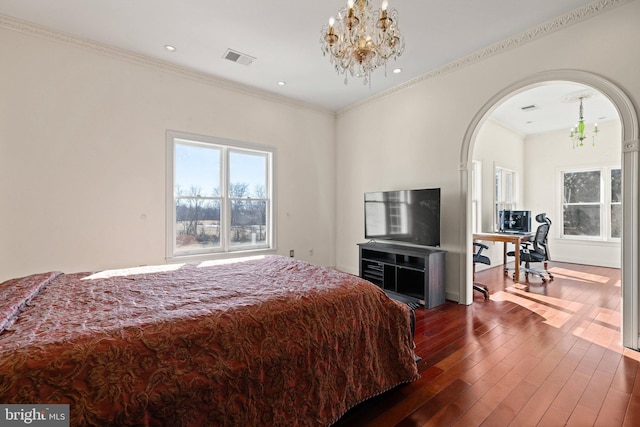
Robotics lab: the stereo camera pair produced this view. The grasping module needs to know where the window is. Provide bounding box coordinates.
[167,131,274,258]
[611,168,622,238]
[495,166,518,231]
[560,166,621,241]
[471,160,482,233]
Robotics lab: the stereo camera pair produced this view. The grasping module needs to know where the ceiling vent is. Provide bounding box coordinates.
[520,104,539,112]
[223,49,255,66]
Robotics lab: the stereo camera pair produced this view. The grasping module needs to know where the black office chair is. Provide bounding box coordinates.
[473,242,491,299]
[506,213,554,283]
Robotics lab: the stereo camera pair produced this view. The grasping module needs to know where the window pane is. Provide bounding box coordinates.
[563,205,600,236]
[169,133,275,258]
[611,168,622,203]
[504,172,514,203]
[611,204,622,238]
[563,171,601,203]
[175,199,221,252]
[175,143,220,197]
[230,151,267,198]
[230,200,267,247]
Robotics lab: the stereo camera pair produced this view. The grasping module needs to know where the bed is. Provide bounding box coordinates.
[0,255,419,426]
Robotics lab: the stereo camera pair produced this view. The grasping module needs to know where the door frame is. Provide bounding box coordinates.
[459,70,640,350]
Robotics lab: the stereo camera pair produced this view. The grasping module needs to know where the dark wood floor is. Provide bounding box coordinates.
[334,261,640,426]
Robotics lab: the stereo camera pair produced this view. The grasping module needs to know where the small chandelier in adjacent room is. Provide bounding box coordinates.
[320,0,405,86]
[569,96,600,148]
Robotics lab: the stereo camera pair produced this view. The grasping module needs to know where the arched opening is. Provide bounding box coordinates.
[459,70,639,350]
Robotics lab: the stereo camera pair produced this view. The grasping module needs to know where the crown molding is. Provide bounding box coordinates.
[339,0,633,115]
[0,14,335,118]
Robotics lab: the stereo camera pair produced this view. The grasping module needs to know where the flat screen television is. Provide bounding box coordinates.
[498,210,532,233]
[364,188,440,247]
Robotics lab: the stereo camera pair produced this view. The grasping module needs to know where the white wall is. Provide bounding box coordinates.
[524,120,622,267]
[335,1,640,302]
[0,25,336,281]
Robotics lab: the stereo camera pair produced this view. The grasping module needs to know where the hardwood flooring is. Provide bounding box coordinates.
[334,262,640,426]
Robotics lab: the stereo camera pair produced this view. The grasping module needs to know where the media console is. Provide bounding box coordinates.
[358,242,446,309]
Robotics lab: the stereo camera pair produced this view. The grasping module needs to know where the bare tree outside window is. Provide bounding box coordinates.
[170,136,273,256]
[563,171,601,237]
[229,152,269,247]
[560,167,621,240]
[175,185,221,250]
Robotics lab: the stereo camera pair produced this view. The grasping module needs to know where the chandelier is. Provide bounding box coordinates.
[320,0,405,86]
[569,97,600,148]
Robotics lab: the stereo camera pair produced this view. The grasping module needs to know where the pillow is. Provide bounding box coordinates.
[0,271,62,333]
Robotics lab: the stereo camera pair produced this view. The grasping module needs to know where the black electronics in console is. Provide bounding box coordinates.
[358,242,446,309]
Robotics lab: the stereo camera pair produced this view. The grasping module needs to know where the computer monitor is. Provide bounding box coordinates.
[499,210,532,233]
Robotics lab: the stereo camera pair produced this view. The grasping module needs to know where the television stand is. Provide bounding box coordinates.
[358,242,446,309]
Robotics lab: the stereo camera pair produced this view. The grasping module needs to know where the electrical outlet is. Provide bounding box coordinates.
[289,250,294,257]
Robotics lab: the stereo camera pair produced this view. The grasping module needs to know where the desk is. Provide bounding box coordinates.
[473,232,532,283]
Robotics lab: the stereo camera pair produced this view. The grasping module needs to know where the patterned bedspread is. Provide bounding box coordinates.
[0,256,418,426]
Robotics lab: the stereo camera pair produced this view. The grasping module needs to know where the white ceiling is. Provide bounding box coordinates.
[491,82,619,136]
[0,0,620,134]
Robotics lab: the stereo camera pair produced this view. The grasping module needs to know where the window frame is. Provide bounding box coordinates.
[494,165,519,231]
[471,160,482,233]
[166,130,276,260]
[558,164,621,243]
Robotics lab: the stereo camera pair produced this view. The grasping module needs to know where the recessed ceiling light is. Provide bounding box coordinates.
[278,81,286,86]
[164,45,176,52]
[393,68,402,74]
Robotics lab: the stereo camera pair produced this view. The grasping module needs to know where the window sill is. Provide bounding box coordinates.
[166,248,278,265]
[555,237,620,247]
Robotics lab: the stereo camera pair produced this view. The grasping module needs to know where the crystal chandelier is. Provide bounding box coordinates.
[320,0,405,86]
[569,97,600,148]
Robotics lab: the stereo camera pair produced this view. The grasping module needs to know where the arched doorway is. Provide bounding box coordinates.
[459,70,639,350]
